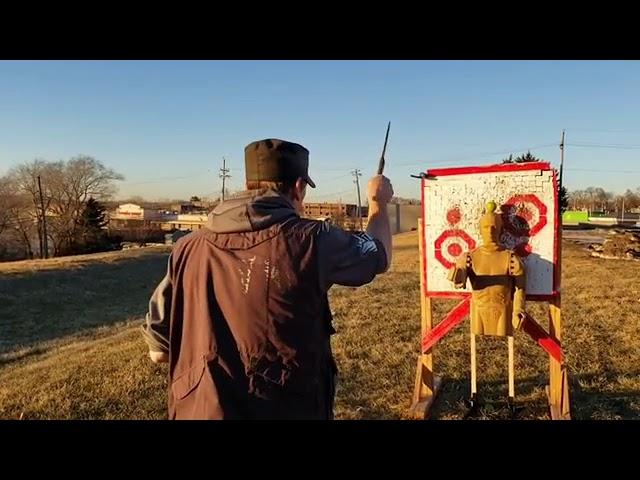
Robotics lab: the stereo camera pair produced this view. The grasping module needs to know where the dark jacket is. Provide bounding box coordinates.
[142,189,387,419]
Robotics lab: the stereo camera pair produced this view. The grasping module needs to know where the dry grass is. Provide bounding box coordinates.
[0,246,171,358]
[0,245,171,275]
[1,232,640,419]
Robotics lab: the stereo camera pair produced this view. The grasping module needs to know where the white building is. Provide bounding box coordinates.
[109,203,165,222]
[155,214,208,231]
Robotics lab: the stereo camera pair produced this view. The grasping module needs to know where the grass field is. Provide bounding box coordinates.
[1,232,639,420]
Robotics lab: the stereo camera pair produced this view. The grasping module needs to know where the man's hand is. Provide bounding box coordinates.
[365,175,394,272]
[367,175,394,207]
[149,351,169,363]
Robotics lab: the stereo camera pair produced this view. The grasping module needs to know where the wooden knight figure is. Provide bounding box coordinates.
[447,200,526,410]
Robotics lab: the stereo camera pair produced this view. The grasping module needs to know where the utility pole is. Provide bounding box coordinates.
[352,169,363,230]
[559,129,565,190]
[558,129,566,221]
[219,157,231,202]
[37,175,48,259]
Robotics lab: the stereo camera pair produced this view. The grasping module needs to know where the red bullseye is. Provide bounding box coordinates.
[447,243,463,257]
[502,194,548,237]
[518,206,533,222]
[446,207,462,226]
[434,229,476,269]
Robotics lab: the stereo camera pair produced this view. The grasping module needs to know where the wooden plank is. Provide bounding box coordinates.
[548,297,566,414]
[412,218,436,410]
[546,385,571,420]
[560,365,572,418]
[547,220,571,419]
[421,297,434,397]
[412,356,424,406]
[508,335,515,399]
[422,298,470,353]
[471,332,477,397]
[418,219,434,397]
[520,312,564,363]
[409,376,442,419]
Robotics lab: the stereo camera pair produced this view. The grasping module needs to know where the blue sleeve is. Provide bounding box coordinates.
[317,221,388,290]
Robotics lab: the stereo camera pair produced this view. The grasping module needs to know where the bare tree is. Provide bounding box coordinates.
[584,187,596,213]
[0,176,12,236]
[603,191,616,213]
[7,156,124,257]
[0,179,38,259]
[624,189,640,210]
[122,195,147,205]
[7,160,56,257]
[46,156,123,255]
[569,189,585,210]
[595,187,607,212]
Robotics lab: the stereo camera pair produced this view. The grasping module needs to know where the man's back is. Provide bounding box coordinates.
[168,202,332,419]
[143,189,387,419]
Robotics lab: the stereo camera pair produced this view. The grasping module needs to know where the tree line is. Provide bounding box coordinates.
[1,152,636,261]
[567,187,640,213]
[0,156,123,260]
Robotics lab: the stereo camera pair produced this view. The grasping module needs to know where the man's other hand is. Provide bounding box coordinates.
[149,351,169,363]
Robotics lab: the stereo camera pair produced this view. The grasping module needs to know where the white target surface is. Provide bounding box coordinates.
[421,162,558,298]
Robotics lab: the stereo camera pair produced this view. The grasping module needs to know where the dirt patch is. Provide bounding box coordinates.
[589,230,640,260]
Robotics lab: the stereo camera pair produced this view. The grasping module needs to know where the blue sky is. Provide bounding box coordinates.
[1,60,639,202]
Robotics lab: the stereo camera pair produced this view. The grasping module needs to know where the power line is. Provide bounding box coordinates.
[314,167,357,172]
[318,172,352,184]
[120,172,209,186]
[118,141,559,189]
[394,142,558,167]
[565,128,640,134]
[307,188,353,199]
[567,142,640,150]
[201,190,221,198]
[566,168,640,174]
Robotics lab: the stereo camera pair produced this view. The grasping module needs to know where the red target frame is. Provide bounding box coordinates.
[420,161,559,301]
[434,229,476,269]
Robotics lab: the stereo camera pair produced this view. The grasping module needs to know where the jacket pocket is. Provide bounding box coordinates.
[171,358,207,400]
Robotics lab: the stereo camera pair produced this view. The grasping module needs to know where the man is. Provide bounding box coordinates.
[142,138,394,419]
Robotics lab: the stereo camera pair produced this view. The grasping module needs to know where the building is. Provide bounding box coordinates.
[154,214,209,232]
[108,200,418,236]
[301,202,371,231]
[170,201,212,215]
[388,204,421,234]
[303,202,420,234]
[108,203,165,228]
[303,202,368,219]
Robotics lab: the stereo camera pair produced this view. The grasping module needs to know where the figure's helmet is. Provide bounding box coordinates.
[479,200,503,244]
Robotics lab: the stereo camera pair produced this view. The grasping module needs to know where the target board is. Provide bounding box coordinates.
[421,162,558,298]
